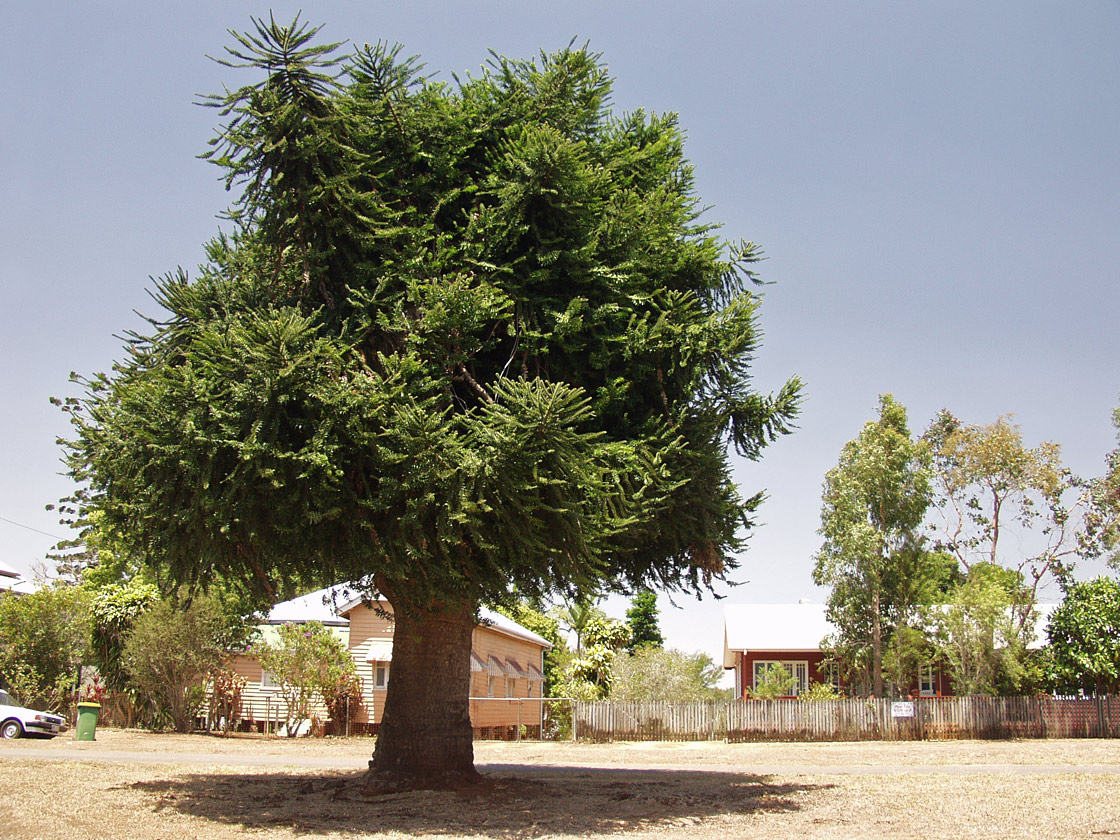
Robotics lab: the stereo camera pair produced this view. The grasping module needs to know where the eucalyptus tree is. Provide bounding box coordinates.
[1084,398,1120,570]
[924,413,1072,602]
[813,395,932,697]
[59,16,799,788]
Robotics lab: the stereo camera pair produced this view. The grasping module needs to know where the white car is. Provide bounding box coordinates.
[0,689,66,738]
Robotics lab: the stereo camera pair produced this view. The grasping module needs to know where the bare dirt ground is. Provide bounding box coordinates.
[2,729,1119,839]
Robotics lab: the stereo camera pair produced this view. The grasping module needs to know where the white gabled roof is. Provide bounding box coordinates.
[0,560,35,594]
[266,585,351,626]
[723,603,833,667]
[478,607,552,649]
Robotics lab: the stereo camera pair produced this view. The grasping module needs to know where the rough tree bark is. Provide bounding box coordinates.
[365,597,480,791]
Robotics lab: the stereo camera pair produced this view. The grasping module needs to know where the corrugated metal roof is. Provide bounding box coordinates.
[723,603,833,667]
[266,585,352,625]
[478,607,553,649]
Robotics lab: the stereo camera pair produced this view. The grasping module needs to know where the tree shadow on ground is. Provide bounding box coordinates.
[126,765,829,837]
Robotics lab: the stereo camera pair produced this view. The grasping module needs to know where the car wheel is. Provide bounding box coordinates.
[1,720,22,739]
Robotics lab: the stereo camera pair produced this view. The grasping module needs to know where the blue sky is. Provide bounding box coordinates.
[2,2,1118,669]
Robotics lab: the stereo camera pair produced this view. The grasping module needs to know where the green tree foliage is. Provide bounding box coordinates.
[255,622,359,736]
[0,585,90,709]
[625,588,664,652]
[88,579,159,693]
[882,624,937,698]
[925,412,1077,620]
[554,598,601,658]
[813,395,933,697]
[558,614,630,699]
[931,563,1037,696]
[58,16,799,784]
[609,647,724,701]
[121,597,243,732]
[1046,577,1120,695]
[748,663,797,699]
[1084,399,1120,569]
[798,681,842,701]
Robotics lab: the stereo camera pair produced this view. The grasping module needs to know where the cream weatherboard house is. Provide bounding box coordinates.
[227,586,551,737]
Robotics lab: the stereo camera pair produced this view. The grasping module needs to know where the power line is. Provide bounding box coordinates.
[0,515,69,542]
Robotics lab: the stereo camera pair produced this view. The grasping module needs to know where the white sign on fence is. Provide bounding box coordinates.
[891,701,915,719]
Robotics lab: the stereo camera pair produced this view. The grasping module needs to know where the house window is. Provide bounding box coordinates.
[374,665,389,690]
[487,675,497,698]
[753,660,810,696]
[919,665,937,697]
[505,677,515,698]
[261,669,278,690]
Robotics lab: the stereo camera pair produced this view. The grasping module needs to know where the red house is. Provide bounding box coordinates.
[723,602,1060,699]
[722,603,954,699]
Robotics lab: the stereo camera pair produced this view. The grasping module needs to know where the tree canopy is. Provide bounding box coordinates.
[59,16,800,786]
[813,394,932,696]
[0,585,90,709]
[925,411,1076,604]
[1046,577,1120,696]
[625,588,664,652]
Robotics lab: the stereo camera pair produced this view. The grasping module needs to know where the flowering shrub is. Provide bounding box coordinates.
[207,666,246,733]
[81,673,108,703]
[255,622,358,737]
[323,668,363,735]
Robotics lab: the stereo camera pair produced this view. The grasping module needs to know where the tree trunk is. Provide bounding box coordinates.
[365,597,480,791]
[871,588,883,698]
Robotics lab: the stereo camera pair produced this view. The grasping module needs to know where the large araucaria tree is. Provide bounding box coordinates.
[59,16,800,788]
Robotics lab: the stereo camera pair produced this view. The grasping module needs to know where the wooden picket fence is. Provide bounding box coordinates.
[570,696,1120,743]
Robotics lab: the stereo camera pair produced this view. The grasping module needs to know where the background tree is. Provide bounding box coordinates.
[121,597,244,732]
[879,542,959,695]
[813,395,932,697]
[925,412,1078,632]
[60,17,799,787]
[558,614,630,699]
[87,579,160,726]
[0,584,90,709]
[206,665,248,735]
[88,579,159,693]
[1083,398,1120,569]
[931,563,1037,696]
[254,621,358,736]
[625,588,664,652]
[748,662,798,700]
[609,647,725,701]
[553,598,601,659]
[1046,577,1120,695]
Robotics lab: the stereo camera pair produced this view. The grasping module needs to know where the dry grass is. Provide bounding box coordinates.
[2,731,1120,839]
